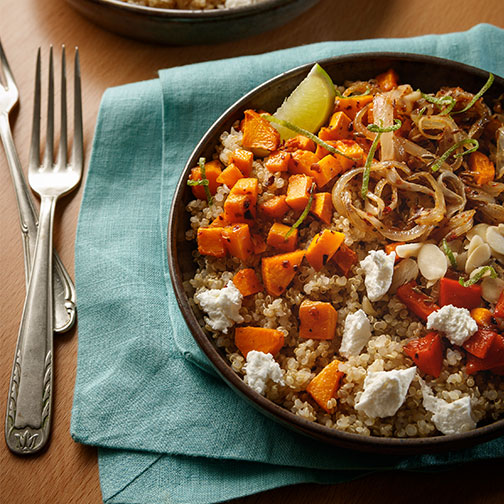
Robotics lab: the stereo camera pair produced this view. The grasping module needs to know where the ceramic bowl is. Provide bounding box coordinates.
[66,0,320,45]
[168,53,504,453]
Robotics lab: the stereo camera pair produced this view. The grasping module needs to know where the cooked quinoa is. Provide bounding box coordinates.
[184,68,504,437]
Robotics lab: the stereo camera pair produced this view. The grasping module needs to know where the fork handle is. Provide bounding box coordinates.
[5,195,56,455]
[0,112,76,333]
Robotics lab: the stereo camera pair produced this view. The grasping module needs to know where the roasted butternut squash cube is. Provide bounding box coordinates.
[469,151,495,186]
[261,250,305,297]
[285,174,314,211]
[284,135,316,152]
[222,224,254,263]
[241,109,280,157]
[189,159,223,200]
[319,111,352,140]
[331,243,358,277]
[216,163,243,188]
[233,268,263,297]
[310,192,332,225]
[299,300,338,340]
[210,212,233,227]
[229,148,254,176]
[197,227,227,258]
[259,195,290,219]
[224,177,258,222]
[235,326,284,357]
[333,94,373,120]
[306,229,345,271]
[288,150,320,176]
[264,150,291,173]
[310,155,343,188]
[306,360,344,413]
[375,68,399,91]
[267,222,297,252]
[251,233,267,254]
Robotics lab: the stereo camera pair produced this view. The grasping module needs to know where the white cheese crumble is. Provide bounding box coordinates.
[421,381,476,435]
[426,304,477,346]
[355,367,416,418]
[360,250,395,301]
[340,309,372,358]
[195,281,244,333]
[243,350,285,395]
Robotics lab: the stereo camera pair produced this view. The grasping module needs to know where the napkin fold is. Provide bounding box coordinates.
[72,24,504,504]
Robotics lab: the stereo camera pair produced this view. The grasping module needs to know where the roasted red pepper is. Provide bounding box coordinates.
[438,277,482,310]
[463,329,497,359]
[403,331,443,378]
[466,332,504,375]
[396,281,440,321]
[494,289,504,318]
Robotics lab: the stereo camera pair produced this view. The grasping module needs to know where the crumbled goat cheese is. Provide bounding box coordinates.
[360,250,396,301]
[195,281,243,333]
[340,309,372,358]
[426,304,477,346]
[243,351,285,395]
[421,380,476,435]
[355,367,416,418]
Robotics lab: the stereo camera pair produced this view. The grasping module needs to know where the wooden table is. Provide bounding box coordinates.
[1,1,503,502]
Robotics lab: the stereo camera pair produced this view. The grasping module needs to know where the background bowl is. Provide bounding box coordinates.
[168,53,504,454]
[66,0,320,45]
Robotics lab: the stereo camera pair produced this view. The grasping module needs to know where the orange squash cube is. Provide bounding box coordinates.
[229,148,254,176]
[317,111,352,141]
[333,94,373,120]
[299,300,338,340]
[223,177,259,223]
[306,360,344,413]
[310,192,332,225]
[251,233,267,254]
[210,213,233,227]
[310,154,343,188]
[261,250,305,297]
[216,163,243,188]
[331,243,358,277]
[235,326,284,358]
[241,109,280,157]
[259,195,290,219]
[267,222,297,252]
[189,159,223,200]
[288,150,320,176]
[306,229,345,271]
[222,224,254,263]
[197,227,226,258]
[284,135,316,152]
[264,151,291,173]
[233,268,263,297]
[285,174,314,211]
[375,68,399,91]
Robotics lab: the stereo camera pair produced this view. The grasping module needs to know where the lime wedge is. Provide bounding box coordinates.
[273,63,336,140]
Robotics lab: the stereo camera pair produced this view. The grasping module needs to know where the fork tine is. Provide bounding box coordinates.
[29,48,41,170]
[72,47,83,171]
[58,46,67,169]
[43,46,54,169]
[0,38,18,91]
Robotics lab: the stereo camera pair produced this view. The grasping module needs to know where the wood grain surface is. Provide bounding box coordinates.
[1,0,503,502]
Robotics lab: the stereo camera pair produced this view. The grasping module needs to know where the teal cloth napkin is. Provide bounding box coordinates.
[72,24,504,504]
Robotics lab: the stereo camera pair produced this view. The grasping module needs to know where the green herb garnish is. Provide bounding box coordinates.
[285,183,316,239]
[417,106,427,119]
[420,92,456,115]
[442,238,457,269]
[335,87,371,98]
[263,115,355,161]
[187,157,213,205]
[361,119,402,199]
[453,73,494,115]
[430,138,479,172]
[459,266,498,287]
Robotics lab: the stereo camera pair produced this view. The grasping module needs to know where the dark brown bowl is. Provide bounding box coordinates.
[168,53,504,454]
[65,0,320,45]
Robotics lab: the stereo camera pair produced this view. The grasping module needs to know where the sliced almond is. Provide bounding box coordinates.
[417,244,447,281]
[467,234,484,256]
[466,223,490,242]
[465,243,491,274]
[362,296,378,317]
[390,258,419,293]
[486,226,504,255]
[481,277,504,304]
[395,242,424,259]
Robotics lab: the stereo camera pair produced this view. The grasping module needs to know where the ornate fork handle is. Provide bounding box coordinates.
[0,112,76,333]
[5,194,56,455]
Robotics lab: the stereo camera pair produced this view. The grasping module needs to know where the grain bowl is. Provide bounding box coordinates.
[168,53,504,453]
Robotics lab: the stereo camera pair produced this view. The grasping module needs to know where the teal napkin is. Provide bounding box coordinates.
[72,24,504,504]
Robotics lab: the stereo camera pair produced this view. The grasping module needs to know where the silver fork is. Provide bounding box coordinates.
[0,39,77,333]
[5,46,83,455]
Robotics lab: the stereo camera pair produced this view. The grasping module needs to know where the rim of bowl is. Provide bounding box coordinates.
[92,0,300,18]
[168,52,504,453]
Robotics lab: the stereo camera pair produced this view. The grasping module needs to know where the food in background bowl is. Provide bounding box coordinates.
[119,0,267,9]
[183,61,504,439]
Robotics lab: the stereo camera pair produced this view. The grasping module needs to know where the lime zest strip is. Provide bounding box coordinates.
[459,265,497,287]
[361,119,402,199]
[430,138,479,172]
[285,183,316,239]
[453,73,494,115]
[420,91,456,115]
[187,157,212,205]
[442,238,457,269]
[263,114,356,161]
